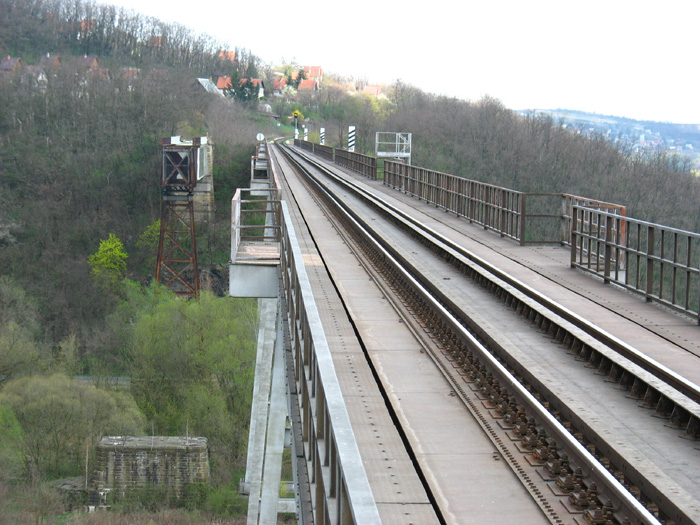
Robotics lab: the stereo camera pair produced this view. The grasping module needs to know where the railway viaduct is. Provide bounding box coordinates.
[231,139,700,525]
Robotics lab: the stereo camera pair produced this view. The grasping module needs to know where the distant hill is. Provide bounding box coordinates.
[518,109,700,165]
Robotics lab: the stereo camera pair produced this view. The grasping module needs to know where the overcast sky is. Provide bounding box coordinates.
[107,0,700,124]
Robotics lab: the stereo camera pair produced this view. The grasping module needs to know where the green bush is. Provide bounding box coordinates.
[203,483,248,517]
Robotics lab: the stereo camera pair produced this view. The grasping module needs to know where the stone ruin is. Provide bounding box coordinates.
[92,436,209,502]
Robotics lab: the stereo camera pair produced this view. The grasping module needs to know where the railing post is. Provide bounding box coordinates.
[604,213,613,284]
[561,195,570,245]
[519,194,527,246]
[499,188,506,237]
[570,206,578,267]
[646,226,655,302]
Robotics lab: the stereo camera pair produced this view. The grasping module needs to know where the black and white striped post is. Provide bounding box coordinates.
[303,126,308,141]
[348,125,356,152]
[320,127,325,145]
[294,127,299,140]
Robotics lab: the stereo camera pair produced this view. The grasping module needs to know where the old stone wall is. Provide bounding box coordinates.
[93,436,209,496]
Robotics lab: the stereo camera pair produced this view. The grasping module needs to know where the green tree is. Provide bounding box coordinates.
[134,219,161,278]
[286,67,306,89]
[128,291,257,476]
[0,403,24,482]
[0,321,43,385]
[0,374,146,480]
[88,233,128,293]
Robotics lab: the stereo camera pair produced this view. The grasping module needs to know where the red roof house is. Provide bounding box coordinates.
[298,78,319,91]
[216,76,232,90]
[0,56,22,73]
[303,66,323,81]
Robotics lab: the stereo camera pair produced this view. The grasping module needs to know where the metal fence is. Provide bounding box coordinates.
[296,138,314,153]
[571,207,700,322]
[383,161,627,246]
[334,149,378,180]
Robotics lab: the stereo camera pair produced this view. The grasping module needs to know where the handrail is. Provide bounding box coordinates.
[572,207,700,322]
[382,161,627,246]
[279,200,381,524]
[230,188,281,263]
[335,149,378,180]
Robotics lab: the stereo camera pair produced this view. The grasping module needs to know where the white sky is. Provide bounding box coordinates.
[106,0,700,123]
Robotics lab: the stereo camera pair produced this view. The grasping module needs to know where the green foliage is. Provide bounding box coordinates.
[203,482,249,516]
[0,276,41,337]
[128,291,257,470]
[180,482,209,511]
[0,374,146,480]
[109,484,179,513]
[133,220,161,279]
[0,403,24,482]
[54,333,82,376]
[0,320,44,385]
[88,233,128,294]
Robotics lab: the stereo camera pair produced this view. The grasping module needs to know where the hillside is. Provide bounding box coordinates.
[2,0,699,349]
[0,0,278,345]
[1,1,700,522]
[523,109,700,166]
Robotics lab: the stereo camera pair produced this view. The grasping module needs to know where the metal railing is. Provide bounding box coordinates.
[572,207,700,322]
[314,143,334,162]
[279,200,381,524]
[384,161,525,242]
[334,149,378,180]
[230,187,281,262]
[296,138,314,153]
[383,161,627,246]
[294,139,335,161]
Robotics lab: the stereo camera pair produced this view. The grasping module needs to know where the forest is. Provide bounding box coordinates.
[1,0,699,522]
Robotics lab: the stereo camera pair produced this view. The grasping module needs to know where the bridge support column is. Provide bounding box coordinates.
[243,298,295,524]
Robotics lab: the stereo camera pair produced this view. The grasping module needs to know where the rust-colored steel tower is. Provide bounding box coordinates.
[156,137,204,297]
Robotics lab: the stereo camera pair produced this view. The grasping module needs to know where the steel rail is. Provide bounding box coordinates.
[278,143,697,523]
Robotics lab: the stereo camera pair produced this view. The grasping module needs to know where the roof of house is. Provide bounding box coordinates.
[0,56,22,72]
[89,68,111,80]
[196,78,224,96]
[77,55,99,69]
[216,76,232,89]
[218,50,236,62]
[148,35,166,47]
[80,19,96,32]
[298,78,319,91]
[240,78,264,88]
[24,65,46,78]
[119,67,140,81]
[273,77,287,91]
[39,53,61,68]
[363,84,382,96]
[304,65,323,79]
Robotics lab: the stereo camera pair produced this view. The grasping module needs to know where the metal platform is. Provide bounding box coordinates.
[229,242,279,298]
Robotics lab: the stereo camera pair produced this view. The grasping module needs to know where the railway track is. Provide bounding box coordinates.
[273,142,700,525]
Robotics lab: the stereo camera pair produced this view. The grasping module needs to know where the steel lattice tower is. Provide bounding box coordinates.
[156,137,204,296]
